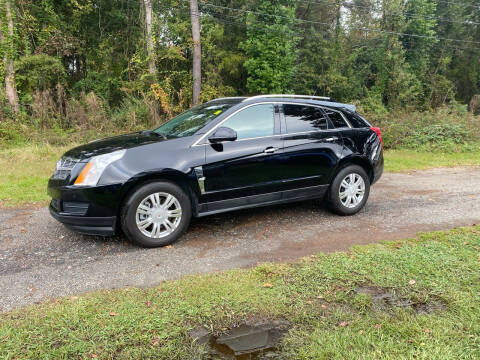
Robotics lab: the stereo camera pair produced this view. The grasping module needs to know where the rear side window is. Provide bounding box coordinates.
[222,104,274,140]
[344,111,370,128]
[283,104,328,133]
[324,109,349,128]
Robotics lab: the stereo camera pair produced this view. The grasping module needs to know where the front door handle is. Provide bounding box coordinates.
[325,137,339,142]
[264,147,277,154]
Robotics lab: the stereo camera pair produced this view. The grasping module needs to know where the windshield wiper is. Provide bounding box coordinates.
[140,130,167,140]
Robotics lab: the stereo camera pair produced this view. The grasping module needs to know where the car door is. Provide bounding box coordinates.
[323,107,359,151]
[201,103,285,205]
[279,103,344,190]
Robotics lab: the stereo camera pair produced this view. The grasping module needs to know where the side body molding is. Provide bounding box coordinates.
[194,166,206,194]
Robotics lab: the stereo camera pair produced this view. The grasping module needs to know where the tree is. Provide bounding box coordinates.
[143,0,155,75]
[189,0,201,104]
[240,0,298,94]
[292,0,353,99]
[1,0,19,113]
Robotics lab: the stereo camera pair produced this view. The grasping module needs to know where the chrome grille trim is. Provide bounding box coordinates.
[57,157,78,170]
[53,157,79,180]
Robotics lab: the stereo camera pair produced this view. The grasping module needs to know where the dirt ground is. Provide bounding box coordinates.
[1,167,479,312]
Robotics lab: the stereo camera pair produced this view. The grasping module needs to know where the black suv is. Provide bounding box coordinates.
[48,95,383,247]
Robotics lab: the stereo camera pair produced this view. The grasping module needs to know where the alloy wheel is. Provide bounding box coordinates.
[135,192,182,238]
[339,173,365,209]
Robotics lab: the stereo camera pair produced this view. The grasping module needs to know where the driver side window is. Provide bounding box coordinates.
[221,104,274,140]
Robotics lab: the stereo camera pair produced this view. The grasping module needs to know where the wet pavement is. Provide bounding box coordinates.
[1,166,479,312]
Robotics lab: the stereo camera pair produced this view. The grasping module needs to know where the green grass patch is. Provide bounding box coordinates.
[1,226,480,359]
[384,149,480,172]
[0,145,69,207]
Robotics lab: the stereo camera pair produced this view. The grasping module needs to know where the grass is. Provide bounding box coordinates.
[0,144,479,207]
[0,145,69,206]
[384,149,480,172]
[1,226,480,359]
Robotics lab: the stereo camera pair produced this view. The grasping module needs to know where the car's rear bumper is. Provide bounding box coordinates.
[49,204,117,236]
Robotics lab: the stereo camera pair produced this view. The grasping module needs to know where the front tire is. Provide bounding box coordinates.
[327,165,370,216]
[121,181,192,247]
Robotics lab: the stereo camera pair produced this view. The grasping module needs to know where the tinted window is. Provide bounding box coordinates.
[344,111,369,128]
[283,105,328,133]
[325,109,349,128]
[222,104,274,140]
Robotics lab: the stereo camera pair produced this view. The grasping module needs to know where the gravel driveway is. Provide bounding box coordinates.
[1,167,479,312]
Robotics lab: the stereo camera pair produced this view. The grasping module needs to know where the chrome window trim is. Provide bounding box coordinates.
[192,101,351,147]
[193,129,340,146]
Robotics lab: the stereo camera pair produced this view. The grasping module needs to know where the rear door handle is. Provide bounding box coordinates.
[264,147,277,154]
[325,137,339,142]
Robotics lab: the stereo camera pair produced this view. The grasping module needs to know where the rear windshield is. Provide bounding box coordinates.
[154,100,240,138]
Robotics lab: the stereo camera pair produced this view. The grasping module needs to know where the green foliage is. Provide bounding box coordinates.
[73,72,124,107]
[1,0,480,137]
[368,105,480,150]
[406,123,471,146]
[15,54,66,95]
[240,0,298,93]
[110,94,156,130]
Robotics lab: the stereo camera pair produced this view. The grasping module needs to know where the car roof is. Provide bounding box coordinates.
[209,95,356,112]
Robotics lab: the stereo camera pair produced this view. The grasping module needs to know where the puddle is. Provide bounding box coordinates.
[190,320,290,359]
[356,286,446,314]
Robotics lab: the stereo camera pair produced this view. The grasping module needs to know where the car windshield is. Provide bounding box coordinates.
[153,100,240,138]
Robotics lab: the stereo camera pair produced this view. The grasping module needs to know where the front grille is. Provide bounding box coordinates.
[53,157,78,180]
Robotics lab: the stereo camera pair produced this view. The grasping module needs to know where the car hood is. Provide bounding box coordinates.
[63,131,166,160]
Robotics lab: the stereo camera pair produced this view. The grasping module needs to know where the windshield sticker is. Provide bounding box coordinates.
[214,110,222,115]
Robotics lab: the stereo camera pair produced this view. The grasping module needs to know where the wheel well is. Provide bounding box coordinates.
[115,172,198,232]
[336,157,374,184]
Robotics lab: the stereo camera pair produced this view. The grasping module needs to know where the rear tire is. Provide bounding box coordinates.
[327,165,370,216]
[121,181,192,247]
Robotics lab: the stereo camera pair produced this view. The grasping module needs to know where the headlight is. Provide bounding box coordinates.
[74,150,126,186]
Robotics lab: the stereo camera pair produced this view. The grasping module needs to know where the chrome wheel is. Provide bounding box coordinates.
[135,192,182,238]
[339,173,365,209]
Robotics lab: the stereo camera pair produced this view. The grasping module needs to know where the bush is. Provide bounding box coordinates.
[0,91,164,147]
[15,55,67,99]
[111,95,157,130]
[367,105,480,151]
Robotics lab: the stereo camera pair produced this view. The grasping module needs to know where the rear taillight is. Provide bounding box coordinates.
[370,127,383,148]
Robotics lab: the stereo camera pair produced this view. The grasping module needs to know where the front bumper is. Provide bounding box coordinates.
[47,180,126,236]
[49,204,117,236]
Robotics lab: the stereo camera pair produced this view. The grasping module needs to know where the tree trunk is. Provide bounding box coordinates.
[189,0,201,105]
[2,0,19,114]
[143,0,155,75]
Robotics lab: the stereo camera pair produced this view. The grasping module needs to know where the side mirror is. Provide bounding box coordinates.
[208,127,237,143]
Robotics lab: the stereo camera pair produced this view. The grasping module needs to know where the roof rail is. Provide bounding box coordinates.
[243,94,331,102]
[210,96,247,101]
